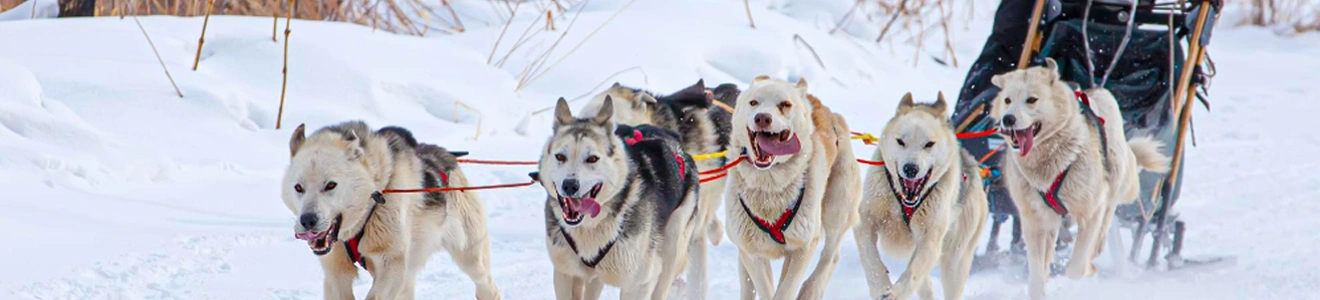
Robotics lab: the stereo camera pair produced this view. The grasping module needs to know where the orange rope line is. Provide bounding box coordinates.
[381,181,537,194]
[979,145,1005,164]
[456,158,539,165]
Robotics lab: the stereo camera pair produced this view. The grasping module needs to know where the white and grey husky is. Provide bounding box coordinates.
[538,98,709,300]
[281,121,499,299]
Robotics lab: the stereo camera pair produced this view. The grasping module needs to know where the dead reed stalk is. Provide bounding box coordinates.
[191,0,215,71]
[272,10,279,42]
[743,0,756,28]
[276,0,295,130]
[133,15,185,98]
[521,0,638,90]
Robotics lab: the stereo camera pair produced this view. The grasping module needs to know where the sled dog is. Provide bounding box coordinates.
[854,93,989,300]
[282,121,499,300]
[989,58,1171,299]
[581,79,737,297]
[539,98,706,300]
[724,76,861,299]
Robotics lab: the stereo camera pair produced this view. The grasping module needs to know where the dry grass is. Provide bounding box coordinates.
[0,0,463,35]
[844,0,972,67]
[1241,0,1320,33]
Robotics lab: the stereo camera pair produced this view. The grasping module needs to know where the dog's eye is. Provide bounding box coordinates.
[749,99,759,106]
[924,141,935,149]
[1005,97,1013,104]
[896,139,906,147]
[555,154,567,162]
[585,155,599,163]
[294,184,305,194]
[1026,97,1038,104]
[778,102,792,110]
[324,181,337,191]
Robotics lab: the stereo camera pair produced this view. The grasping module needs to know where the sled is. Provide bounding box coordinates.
[952,0,1231,273]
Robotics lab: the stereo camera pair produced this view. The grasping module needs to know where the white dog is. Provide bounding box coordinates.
[282,122,500,300]
[724,76,862,299]
[989,58,1171,299]
[855,92,989,300]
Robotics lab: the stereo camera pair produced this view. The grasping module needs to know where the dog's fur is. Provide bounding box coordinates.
[854,93,989,300]
[989,59,1171,299]
[539,98,707,300]
[582,80,737,297]
[724,76,861,300]
[282,121,499,300]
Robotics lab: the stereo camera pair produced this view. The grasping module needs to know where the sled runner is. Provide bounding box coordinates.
[953,0,1230,272]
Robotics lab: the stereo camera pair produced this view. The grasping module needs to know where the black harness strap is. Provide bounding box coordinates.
[882,169,939,226]
[558,226,618,268]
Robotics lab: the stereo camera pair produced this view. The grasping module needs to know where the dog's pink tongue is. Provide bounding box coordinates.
[569,198,602,218]
[902,178,922,196]
[1014,130,1034,157]
[294,231,318,241]
[756,134,802,156]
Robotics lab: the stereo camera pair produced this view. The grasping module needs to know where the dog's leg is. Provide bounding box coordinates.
[884,226,948,300]
[854,222,893,299]
[773,240,820,300]
[739,251,775,299]
[552,271,584,300]
[738,257,756,300]
[1011,216,1025,254]
[799,226,847,299]
[621,280,659,300]
[583,278,605,300]
[449,238,501,300]
[940,238,978,300]
[1066,206,1104,279]
[365,255,414,300]
[987,214,1003,254]
[652,230,692,300]
[916,277,935,300]
[320,253,357,300]
[687,231,710,300]
[1022,215,1060,300]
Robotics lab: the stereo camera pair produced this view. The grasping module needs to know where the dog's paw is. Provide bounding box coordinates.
[879,285,902,300]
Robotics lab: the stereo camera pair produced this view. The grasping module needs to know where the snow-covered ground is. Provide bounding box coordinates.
[0,0,1315,299]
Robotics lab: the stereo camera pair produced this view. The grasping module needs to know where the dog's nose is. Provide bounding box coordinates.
[562,179,580,196]
[1002,114,1017,127]
[299,213,319,231]
[903,163,920,178]
[754,113,772,129]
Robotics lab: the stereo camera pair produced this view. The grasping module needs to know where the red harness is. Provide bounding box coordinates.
[623,129,687,181]
[1037,91,1110,217]
[738,182,806,244]
[344,169,452,270]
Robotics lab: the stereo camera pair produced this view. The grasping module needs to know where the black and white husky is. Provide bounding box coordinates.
[538,98,708,300]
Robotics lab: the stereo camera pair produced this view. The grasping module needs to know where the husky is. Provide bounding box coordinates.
[854,93,989,300]
[281,121,500,300]
[581,79,738,297]
[538,98,706,300]
[989,58,1171,299]
[724,76,861,300]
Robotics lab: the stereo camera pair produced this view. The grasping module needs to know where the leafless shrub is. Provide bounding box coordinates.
[1242,0,1320,34]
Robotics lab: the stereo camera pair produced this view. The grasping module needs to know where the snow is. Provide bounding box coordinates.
[0,0,1315,299]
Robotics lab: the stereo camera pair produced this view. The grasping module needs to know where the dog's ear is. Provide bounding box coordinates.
[554,97,574,129]
[897,92,915,113]
[678,79,706,95]
[933,92,948,115]
[752,75,772,86]
[795,77,809,94]
[611,82,622,89]
[638,92,658,106]
[344,129,364,160]
[289,123,306,158]
[593,95,615,126]
[1043,57,1060,82]
[990,74,1005,88]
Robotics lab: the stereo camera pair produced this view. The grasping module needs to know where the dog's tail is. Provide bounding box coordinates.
[1127,136,1171,173]
[706,219,724,246]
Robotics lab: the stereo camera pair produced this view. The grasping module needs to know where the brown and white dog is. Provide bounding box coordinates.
[724,76,861,299]
[989,58,1171,299]
[282,121,499,300]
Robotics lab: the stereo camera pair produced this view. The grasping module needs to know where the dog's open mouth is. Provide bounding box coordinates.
[294,215,341,256]
[899,171,932,204]
[558,183,603,226]
[746,128,802,169]
[1004,122,1041,157]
